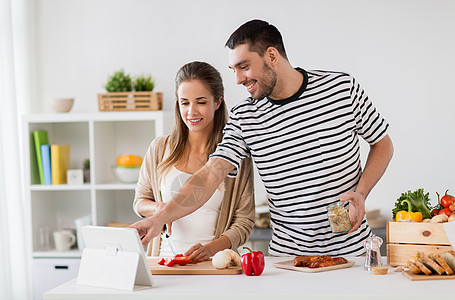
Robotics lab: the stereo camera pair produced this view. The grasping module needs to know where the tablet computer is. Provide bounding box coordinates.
[77,225,152,290]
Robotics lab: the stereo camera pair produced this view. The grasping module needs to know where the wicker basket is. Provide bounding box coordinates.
[98,92,163,111]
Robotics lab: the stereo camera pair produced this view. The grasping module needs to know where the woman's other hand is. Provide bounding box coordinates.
[184,243,211,263]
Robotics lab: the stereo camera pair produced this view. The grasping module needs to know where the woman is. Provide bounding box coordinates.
[133,61,255,262]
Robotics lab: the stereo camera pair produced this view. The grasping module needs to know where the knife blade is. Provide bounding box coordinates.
[163,224,177,256]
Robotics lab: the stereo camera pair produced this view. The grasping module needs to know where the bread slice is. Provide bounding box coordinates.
[430,253,454,275]
[408,253,433,275]
[421,253,445,275]
[407,260,422,274]
[414,259,433,275]
[441,251,455,273]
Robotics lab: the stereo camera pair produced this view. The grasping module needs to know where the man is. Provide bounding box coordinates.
[130,19,393,256]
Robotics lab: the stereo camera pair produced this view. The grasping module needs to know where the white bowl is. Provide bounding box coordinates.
[52,98,74,113]
[114,166,140,183]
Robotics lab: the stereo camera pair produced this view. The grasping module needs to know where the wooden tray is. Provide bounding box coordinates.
[402,270,455,281]
[148,258,242,275]
[273,260,355,273]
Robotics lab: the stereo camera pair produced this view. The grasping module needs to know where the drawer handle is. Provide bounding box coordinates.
[54,265,69,270]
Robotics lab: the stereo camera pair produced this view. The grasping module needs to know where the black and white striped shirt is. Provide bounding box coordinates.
[212,68,389,256]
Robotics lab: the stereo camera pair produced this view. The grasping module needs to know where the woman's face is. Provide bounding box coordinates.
[177,79,221,134]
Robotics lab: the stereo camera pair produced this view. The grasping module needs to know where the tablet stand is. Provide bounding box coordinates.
[77,242,146,291]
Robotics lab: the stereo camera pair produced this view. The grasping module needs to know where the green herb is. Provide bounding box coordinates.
[105,69,133,92]
[392,188,432,220]
[134,75,155,92]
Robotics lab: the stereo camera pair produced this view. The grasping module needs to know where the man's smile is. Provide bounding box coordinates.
[245,81,256,93]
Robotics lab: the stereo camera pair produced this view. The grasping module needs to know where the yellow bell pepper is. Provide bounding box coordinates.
[395,199,423,222]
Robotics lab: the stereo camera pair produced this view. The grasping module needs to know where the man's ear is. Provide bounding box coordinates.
[266,47,279,66]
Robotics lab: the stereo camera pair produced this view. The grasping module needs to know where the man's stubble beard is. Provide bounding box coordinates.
[251,62,277,100]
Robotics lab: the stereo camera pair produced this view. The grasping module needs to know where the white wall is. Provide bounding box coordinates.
[34,0,455,218]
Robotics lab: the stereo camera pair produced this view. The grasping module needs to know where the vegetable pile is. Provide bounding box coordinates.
[392,188,455,223]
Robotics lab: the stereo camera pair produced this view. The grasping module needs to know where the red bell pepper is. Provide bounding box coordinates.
[241,247,265,276]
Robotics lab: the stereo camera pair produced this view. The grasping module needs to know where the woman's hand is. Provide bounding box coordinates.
[184,243,211,263]
[340,191,366,233]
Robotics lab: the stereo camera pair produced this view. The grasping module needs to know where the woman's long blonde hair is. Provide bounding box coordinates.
[157,61,228,183]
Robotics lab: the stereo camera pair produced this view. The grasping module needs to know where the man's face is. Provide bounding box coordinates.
[228,44,277,100]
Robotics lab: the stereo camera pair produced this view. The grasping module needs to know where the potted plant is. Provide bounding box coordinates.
[83,159,90,183]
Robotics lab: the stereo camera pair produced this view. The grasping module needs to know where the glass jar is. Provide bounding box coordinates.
[327,201,352,233]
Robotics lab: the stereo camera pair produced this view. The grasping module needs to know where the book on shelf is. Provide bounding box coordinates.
[51,144,70,185]
[40,144,52,185]
[33,130,49,185]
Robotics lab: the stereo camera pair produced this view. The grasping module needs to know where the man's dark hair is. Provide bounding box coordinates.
[225,19,288,60]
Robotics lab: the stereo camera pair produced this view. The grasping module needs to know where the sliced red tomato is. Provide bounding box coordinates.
[173,254,183,258]
[174,256,191,266]
[157,257,166,265]
[164,257,175,267]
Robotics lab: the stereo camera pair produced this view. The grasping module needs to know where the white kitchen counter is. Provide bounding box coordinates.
[44,256,452,300]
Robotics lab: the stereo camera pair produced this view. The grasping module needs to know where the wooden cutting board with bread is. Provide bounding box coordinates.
[404,250,455,280]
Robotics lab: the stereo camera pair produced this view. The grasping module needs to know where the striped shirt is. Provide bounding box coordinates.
[211,68,389,256]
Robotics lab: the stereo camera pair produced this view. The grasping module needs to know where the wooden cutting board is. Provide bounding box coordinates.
[273,260,355,273]
[147,257,243,275]
[402,270,455,281]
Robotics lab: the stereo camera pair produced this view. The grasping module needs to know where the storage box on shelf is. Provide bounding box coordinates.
[386,221,454,266]
[98,92,163,111]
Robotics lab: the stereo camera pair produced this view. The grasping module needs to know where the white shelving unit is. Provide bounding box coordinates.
[22,111,172,299]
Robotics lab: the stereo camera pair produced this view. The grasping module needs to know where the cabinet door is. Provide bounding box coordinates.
[33,258,80,300]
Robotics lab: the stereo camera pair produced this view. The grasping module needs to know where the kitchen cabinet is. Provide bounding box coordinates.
[22,111,173,299]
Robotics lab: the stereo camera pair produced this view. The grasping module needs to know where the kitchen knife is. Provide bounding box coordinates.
[163,224,177,256]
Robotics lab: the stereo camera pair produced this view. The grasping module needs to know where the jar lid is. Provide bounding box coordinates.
[364,234,383,249]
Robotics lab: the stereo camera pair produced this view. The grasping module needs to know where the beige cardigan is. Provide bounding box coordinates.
[133,135,255,256]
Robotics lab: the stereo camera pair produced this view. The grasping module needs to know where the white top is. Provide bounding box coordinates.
[159,166,224,256]
[211,68,389,257]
